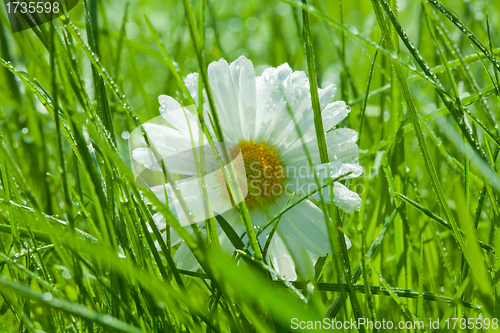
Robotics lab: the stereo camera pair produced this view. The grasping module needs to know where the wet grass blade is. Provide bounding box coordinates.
[371,0,495,315]
[0,279,144,333]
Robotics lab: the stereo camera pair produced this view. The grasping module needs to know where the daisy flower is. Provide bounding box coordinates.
[131,56,362,280]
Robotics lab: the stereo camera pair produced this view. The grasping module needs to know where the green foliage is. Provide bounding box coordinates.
[1,0,500,331]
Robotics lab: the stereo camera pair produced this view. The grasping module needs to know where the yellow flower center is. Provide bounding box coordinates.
[217,140,285,210]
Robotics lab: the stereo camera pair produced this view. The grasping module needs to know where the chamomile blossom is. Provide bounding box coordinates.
[132,56,362,280]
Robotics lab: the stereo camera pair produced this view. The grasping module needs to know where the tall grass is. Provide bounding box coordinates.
[1,0,500,331]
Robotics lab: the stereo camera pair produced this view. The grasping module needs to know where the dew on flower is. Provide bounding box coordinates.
[130,55,361,280]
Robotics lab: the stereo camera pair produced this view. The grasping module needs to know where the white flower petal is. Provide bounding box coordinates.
[132,147,162,171]
[275,230,316,280]
[318,84,337,109]
[218,209,245,253]
[284,84,339,145]
[279,135,321,168]
[132,122,211,174]
[139,123,191,156]
[153,212,168,229]
[249,208,269,227]
[208,57,257,142]
[284,163,363,206]
[229,56,257,140]
[148,174,236,226]
[285,162,363,182]
[267,234,297,281]
[331,182,361,214]
[184,73,200,102]
[160,106,204,137]
[271,197,330,256]
[255,65,309,146]
[326,129,359,164]
[345,234,352,249]
[158,95,182,116]
[281,128,359,169]
[256,73,337,151]
[310,182,361,213]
